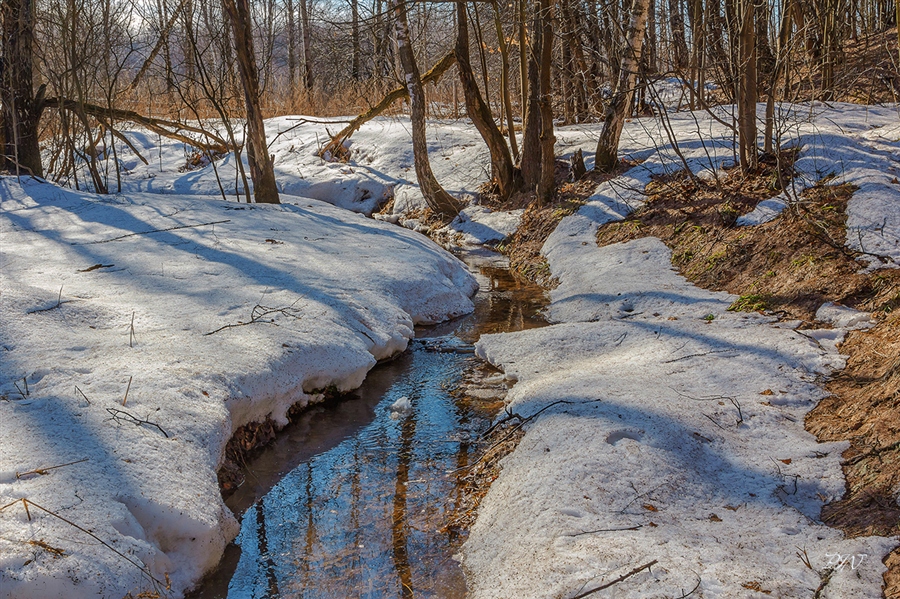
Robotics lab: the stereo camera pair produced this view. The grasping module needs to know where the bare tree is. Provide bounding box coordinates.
[390,0,461,216]
[455,0,518,199]
[222,0,280,203]
[595,0,652,172]
[1,0,44,177]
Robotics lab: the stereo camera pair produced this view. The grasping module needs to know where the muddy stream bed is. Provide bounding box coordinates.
[192,249,549,599]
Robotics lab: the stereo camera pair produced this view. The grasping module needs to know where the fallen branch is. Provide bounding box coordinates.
[205,301,303,335]
[106,408,169,438]
[76,220,230,245]
[570,560,659,599]
[16,458,89,479]
[43,97,229,152]
[318,51,457,160]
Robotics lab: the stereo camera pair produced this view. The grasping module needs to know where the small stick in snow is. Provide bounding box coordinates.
[566,524,643,536]
[77,219,231,245]
[74,385,91,405]
[16,458,89,479]
[23,376,29,396]
[26,286,70,313]
[570,560,659,599]
[122,376,133,406]
[106,407,169,438]
[129,312,136,348]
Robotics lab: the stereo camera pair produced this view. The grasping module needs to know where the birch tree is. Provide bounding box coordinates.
[594,0,652,172]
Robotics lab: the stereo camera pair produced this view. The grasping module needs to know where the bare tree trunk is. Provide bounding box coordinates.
[391,0,461,216]
[222,0,280,203]
[737,0,758,171]
[537,0,555,201]
[287,0,297,105]
[595,0,651,172]
[1,0,44,177]
[520,0,543,188]
[299,0,313,89]
[352,0,361,79]
[668,0,689,69]
[493,2,519,159]
[764,0,792,154]
[456,1,518,199]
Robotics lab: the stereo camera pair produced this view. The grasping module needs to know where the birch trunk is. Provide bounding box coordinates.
[594,0,651,172]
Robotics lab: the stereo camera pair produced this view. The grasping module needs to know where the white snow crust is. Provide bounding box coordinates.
[461,103,900,598]
[0,176,476,598]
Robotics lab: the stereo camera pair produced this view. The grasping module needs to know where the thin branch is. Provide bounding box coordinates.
[16,458,89,479]
[106,408,169,438]
[76,220,230,245]
[570,560,659,599]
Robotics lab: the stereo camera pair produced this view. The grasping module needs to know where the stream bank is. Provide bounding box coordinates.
[192,250,548,598]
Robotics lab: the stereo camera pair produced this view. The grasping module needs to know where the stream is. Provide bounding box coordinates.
[193,249,548,599]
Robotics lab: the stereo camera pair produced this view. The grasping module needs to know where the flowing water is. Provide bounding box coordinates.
[193,250,548,599]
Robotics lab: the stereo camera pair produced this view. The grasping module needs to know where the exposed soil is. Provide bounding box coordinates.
[590,155,900,595]
[217,389,341,498]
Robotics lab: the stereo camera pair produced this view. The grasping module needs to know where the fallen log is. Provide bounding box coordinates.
[41,98,230,153]
[318,51,457,161]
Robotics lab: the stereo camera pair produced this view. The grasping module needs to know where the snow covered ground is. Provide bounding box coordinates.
[461,103,900,598]
[0,177,476,598]
[2,101,898,598]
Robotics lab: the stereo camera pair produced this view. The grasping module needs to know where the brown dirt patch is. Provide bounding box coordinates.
[593,155,900,595]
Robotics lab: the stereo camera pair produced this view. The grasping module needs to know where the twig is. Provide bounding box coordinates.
[570,560,659,599]
[106,408,169,438]
[23,376,29,396]
[76,220,230,245]
[566,524,642,536]
[16,458,89,479]
[205,301,304,335]
[703,413,729,431]
[129,312,136,348]
[26,286,68,313]
[673,575,702,598]
[122,376,133,406]
[451,399,604,474]
[662,349,734,363]
[74,385,91,405]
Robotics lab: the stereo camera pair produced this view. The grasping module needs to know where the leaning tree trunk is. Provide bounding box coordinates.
[391,0,461,217]
[222,0,280,203]
[1,0,44,177]
[594,0,651,172]
[456,1,518,199]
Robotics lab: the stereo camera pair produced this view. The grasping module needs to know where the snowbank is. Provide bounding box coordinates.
[461,103,900,598]
[0,176,477,598]
[104,117,493,217]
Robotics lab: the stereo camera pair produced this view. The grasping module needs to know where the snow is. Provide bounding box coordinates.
[439,206,525,246]
[460,103,900,598]
[0,176,476,599]
[735,193,788,226]
[93,116,492,217]
[3,101,900,598]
